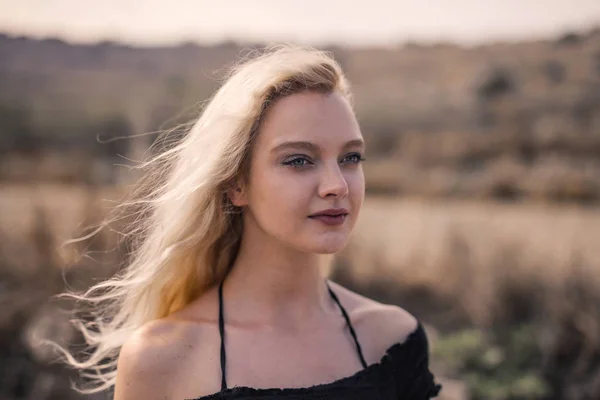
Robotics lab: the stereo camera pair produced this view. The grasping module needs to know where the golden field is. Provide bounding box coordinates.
[1,183,600,398]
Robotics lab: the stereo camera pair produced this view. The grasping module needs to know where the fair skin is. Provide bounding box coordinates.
[114,91,418,400]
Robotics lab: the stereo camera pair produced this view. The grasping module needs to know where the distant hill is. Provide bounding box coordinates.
[1,29,599,200]
[1,29,599,136]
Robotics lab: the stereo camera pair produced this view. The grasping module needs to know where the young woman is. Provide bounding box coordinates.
[59,45,441,399]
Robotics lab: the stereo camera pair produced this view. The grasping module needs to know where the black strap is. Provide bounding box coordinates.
[218,280,227,391]
[217,279,368,390]
[325,280,368,369]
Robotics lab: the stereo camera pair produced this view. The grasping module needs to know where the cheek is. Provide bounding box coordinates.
[347,172,365,223]
[348,171,365,201]
[250,168,311,221]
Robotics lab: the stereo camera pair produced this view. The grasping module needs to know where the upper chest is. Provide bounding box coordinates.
[170,316,388,399]
[167,295,407,399]
[222,326,367,389]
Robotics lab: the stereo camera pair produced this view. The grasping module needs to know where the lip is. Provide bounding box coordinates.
[308,214,348,226]
[308,208,349,218]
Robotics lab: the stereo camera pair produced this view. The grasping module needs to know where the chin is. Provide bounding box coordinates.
[305,236,350,254]
[278,229,351,254]
[313,246,346,255]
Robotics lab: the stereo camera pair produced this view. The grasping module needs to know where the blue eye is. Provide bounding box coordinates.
[282,156,312,168]
[282,153,365,169]
[343,153,366,164]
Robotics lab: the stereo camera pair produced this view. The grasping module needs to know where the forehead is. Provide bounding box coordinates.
[255,91,363,151]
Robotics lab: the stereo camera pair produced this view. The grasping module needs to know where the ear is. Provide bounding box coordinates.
[227,182,248,208]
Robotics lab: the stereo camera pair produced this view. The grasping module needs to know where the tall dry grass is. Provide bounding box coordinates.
[334,197,600,399]
[2,185,600,398]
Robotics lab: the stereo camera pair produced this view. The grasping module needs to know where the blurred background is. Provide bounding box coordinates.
[1,1,600,399]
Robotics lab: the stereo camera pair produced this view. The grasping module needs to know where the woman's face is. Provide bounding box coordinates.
[235,90,365,254]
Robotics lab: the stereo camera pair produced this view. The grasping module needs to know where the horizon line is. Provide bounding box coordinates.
[1,24,599,50]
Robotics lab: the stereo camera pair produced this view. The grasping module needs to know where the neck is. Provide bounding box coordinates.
[221,216,336,331]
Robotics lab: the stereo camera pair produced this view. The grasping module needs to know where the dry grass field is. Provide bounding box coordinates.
[4,184,598,284]
[335,196,600,326]
[2,185,600,399]
[3,182,599,331]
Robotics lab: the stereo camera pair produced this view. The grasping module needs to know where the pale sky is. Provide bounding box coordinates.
[1,0,599,47]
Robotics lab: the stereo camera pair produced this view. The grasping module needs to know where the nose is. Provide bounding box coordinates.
[318,162,349,199]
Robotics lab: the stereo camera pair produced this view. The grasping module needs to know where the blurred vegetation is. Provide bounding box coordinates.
[0,201,118,400]
[333,197,600,400]
[1,28,600,201]
[434,325,550,400]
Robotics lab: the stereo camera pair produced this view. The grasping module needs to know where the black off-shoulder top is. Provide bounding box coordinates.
[191,280,442,400]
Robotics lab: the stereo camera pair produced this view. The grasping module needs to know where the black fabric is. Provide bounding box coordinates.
[194,280,442,399]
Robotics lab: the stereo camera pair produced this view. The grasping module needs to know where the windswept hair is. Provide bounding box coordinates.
[51,44,353,394]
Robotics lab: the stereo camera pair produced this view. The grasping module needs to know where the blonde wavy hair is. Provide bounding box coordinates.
[53,44,353,395]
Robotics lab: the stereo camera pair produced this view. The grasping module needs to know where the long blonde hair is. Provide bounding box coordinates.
[53,44,353,394]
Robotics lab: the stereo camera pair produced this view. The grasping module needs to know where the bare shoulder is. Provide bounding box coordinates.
[114,315,219,399]
[327,280,419,363]
[114,319,193,399]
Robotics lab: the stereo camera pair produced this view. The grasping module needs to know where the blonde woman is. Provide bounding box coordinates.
[58,45,441,399]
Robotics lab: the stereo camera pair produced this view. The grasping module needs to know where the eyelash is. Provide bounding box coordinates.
[282,153,366,169]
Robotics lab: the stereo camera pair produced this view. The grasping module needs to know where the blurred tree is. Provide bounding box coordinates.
[556,32,584,46]
[0,102,36,154]
[543,60,566,85]
[477,68,516,100]
[93,114,132,159]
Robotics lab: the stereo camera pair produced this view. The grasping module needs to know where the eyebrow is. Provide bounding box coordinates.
[270,139,365,154]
